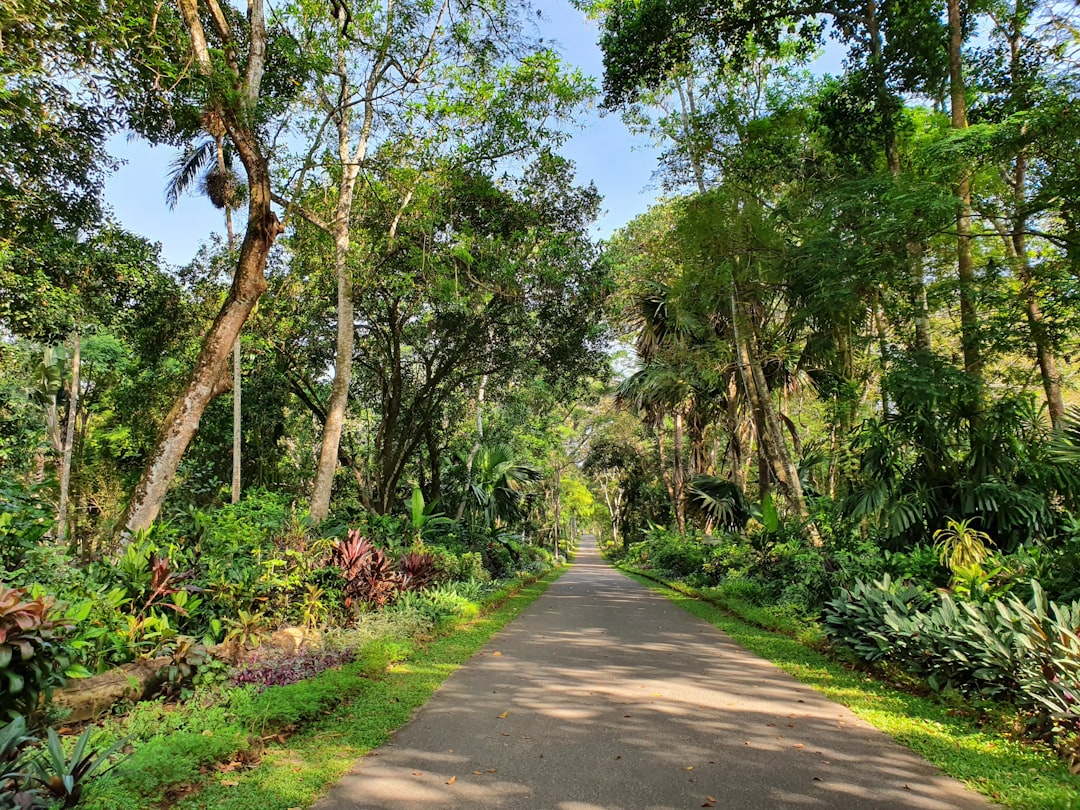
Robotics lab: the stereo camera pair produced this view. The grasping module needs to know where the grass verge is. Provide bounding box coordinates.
[620,566,1080,810]
[82,568,564,810]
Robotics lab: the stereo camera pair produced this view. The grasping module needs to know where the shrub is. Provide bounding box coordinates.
[826,577,1080,742]
[0,584,81,723]
[1,717,125,809]
[0,483,54,586]
[397,552,437,592]
[329,531,400,608]
[626,527,710,579]
[823,575,933,663]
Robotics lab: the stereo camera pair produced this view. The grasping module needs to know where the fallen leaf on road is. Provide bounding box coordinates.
[473,771,484,775]
[684,766,694,771]
[793,744,805,749]
[498,711,508,719]
[447,776,457,785]
[492,651,502,657]
[412,771,422,776]
[707,797,716,802]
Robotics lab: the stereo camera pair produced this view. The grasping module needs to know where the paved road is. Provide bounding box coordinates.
[315,537,993,809]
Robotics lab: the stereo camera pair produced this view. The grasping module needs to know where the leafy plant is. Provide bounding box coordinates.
[221,610,269,662]
[397,552,437,593]
[230,647,355,692]
[934,517,994,573]
[155,637,210,700]
[329,531,401,609]
[823,575,933,663]
[827,576,1080,743]
[0,584,79,723]
[298,584,327,629]
[24,726,127,807]
[0,716,38,809]
[406,487,452,546]
[686,475,751,531]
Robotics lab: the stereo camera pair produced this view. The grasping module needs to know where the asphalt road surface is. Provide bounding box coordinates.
[314,536,993,809]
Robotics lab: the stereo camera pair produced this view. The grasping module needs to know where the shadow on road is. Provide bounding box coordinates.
[316,539,992,810]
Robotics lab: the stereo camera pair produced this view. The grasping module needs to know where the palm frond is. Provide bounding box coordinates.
[164,137,218,209]
[686,475,750,530]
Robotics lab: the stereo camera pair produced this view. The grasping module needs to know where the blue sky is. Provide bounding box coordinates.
[102,0,662,268]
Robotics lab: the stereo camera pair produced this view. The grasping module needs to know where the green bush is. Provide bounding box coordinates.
[627,527,710,578]
[0,584,84,723]
[826,577,1080,740]
[823,575,933,663]
[0,483,55,587]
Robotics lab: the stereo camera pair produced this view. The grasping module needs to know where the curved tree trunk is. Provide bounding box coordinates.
[124,0,280,536]
[672,409,686,534]
[731,290,819,544]
[219,140,241,507]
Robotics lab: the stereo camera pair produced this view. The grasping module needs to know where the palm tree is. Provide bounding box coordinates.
[459,443,542,529]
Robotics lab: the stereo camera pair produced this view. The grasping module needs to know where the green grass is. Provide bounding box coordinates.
[83,568,563,810]
[622,568,1080,810]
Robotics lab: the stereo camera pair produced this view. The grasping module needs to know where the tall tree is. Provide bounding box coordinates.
[122,0,287,534]
[280,1,593,522]
[165,134,246,502]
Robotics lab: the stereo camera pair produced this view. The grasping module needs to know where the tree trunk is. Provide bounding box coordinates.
[948,0,983,396]
[910,241,932,351]
[220,139,241,507]
[724,373,747,494]
[124,139,280,534]
[1003,17,1064,428]
[866,0,931,353]
[456,373,488,522]
[672,409,686,534]
[552,464,561,562]
[309,45,372,523]
[231,336,241,504]
[732,291,819,543]
[124,0,280,535]
[873,292,890,414]
[308,219,356,522]
[57,331,79,546]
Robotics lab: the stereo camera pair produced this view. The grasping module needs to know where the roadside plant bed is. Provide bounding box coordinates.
[622,568,1080,810]
[76,567,562,810]
[618,564,825,645]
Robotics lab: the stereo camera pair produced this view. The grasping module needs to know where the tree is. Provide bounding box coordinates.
[122,0,287,534]
[268,150,608,519]
[165,135,247,503]
[279,0,595,523]
[455,443,542,529]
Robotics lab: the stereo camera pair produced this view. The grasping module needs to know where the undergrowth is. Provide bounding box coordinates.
[78,568,563,810]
